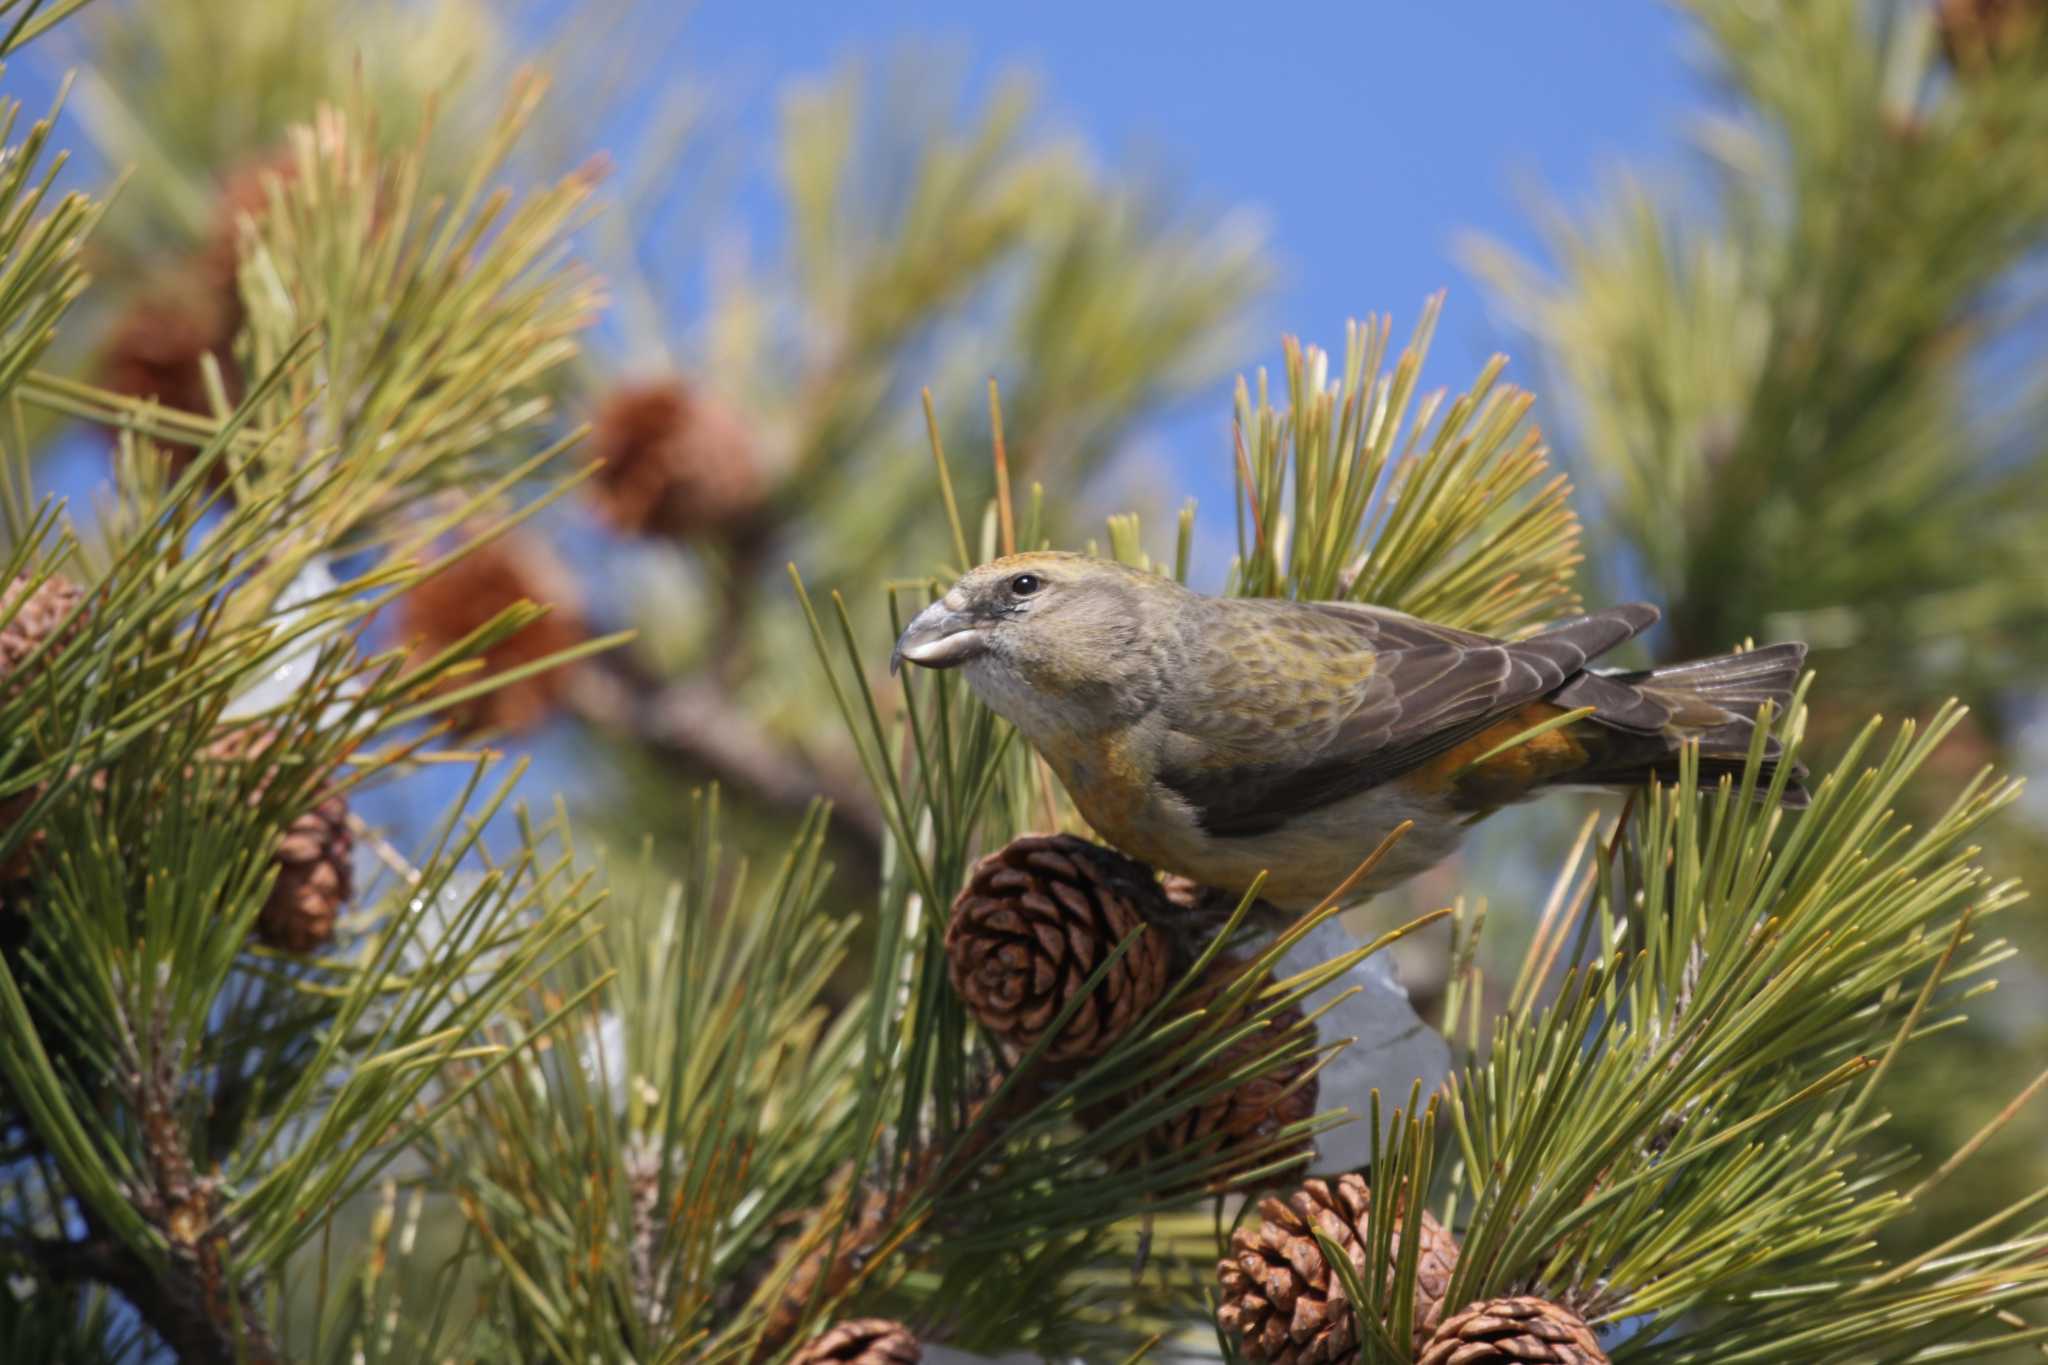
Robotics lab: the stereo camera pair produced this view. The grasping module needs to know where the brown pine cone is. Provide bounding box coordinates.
[259,793,352,952]
[96,270,241,478]
[204,730,354,953]
[0,571,86,883]
[944,834,1171,1063]
[1416,1296,1607,1365]
[1215,1173,1459,1361]
[758,1179,898,1351]
[1937,0,2044,69]
[199,148,301,297]
[790,1319,921,1365]
[588,378,766,540]
[1091,956,1318,1188]
[1,572,86,696]
[397,530,588,735]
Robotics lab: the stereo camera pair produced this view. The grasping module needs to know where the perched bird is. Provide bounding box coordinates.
[892,552,1807,910]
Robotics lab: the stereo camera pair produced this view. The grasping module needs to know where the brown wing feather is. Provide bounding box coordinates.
[1158,601,1659,838]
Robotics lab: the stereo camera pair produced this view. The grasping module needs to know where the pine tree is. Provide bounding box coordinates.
[0,2,2044,1363]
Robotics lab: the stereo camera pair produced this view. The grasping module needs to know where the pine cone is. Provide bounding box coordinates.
[397,531,588,735]
[1,571,86,696]
[790,1319,921,1365]
[1215,1173,1459,1361]
[758,1179,898,1350]
[1937,0,2044,69]
[1090,955,1318,1188]
[199,148,300,297]
[204,730,354,953]
[588,378,766,540]
[944,834,1171,1063]
[96,270,241,477]
[0,570,85,882]
[259,793,352,952]
[1416,1296,1607,1365]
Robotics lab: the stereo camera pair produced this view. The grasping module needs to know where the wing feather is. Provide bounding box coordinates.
[1158,600,1658,838]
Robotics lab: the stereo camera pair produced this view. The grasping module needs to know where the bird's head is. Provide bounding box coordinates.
[890,551,1176,736]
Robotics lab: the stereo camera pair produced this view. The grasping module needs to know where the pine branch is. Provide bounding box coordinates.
[565,651,889,862]
[1228,297,1582,634]
[7,1229,264,1365]
[69,0,504,258]
[231,75,603,549]
[1336,694,2042,1362]
[0,82,101,419]
[0,0,96,57]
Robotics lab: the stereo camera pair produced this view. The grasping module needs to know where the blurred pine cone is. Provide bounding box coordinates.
[587,378,766,541]
[944,833,1171,1063]
[1416,1296,1607,1365]
[259,792,352,952]
[3,569,81,888]
[1938,0,2045,68]
[203,730,354,953]
[1089,955,1317,1187]
[790,1319,921,1365]
[1,571,86,697]
[758,1179,898,1351]
[199,149,300,298]
[1216,1173,1459,1361]
[96,270,240,478]
[0,570,86,883]
[398,531,588,735]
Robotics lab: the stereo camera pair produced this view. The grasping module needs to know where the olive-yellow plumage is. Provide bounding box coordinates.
[892,553,1806,910]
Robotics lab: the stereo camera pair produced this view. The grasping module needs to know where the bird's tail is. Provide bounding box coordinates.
[1570,642,1811,807]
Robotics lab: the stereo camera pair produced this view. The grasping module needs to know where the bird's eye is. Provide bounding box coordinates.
[1008,573,1043,597]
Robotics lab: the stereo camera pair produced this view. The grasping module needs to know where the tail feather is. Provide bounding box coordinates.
[1562,641,1811,807]
[1629,641,1808,712]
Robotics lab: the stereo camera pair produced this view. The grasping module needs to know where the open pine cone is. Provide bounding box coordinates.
[2,572,86,883]
[588,378,766,540]
[1216,1173,1459,1362]
[1,571,86,697]
[260,793,352,953]
[199,148,301,297]
[1937,0,2045,69]
[1416,1296,1607,1365]
[944,834,1171,1063]
[790,1319,922,1365]
[397,531,589,735]
[96,270,242,478]
[204,730,354,953]
[758,1178,900,1351]
[1088,955,1318,1188]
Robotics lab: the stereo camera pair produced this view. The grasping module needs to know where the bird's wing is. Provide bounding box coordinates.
[1157,600,1659,838]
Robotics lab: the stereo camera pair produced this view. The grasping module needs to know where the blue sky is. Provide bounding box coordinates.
[666,1,1699,510]
[678,1,1694,346]
[21,2,1706,542]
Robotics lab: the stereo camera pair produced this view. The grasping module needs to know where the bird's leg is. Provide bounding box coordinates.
[1154,874,1296,962]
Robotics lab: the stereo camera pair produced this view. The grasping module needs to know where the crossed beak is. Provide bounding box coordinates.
[890,595,987,675]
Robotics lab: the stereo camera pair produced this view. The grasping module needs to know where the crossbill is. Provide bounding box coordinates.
[891,552,1807,910]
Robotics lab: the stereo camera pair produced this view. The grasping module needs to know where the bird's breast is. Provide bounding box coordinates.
[1037,725,1193,873]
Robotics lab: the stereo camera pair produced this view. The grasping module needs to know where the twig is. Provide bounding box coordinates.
[565,654,888,869]
[6,1228,274,1365]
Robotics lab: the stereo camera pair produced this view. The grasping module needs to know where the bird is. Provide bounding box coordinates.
[891,551,1807,911]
